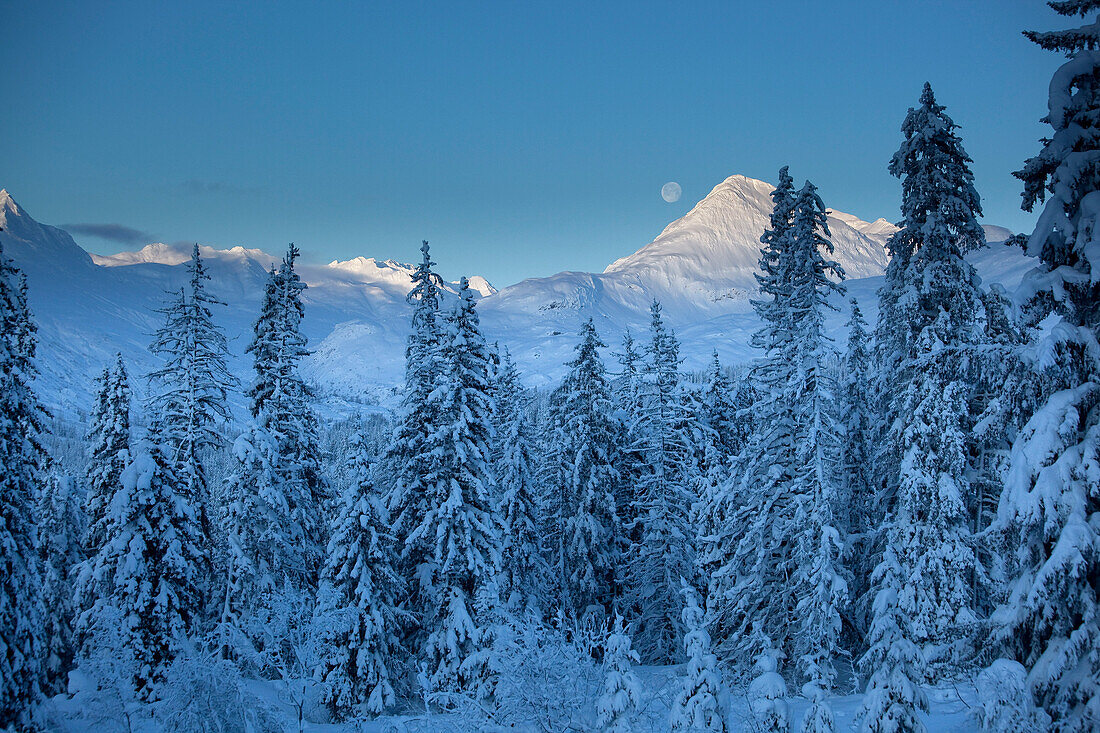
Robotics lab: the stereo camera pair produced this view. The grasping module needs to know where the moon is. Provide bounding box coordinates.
[661,181,682,203]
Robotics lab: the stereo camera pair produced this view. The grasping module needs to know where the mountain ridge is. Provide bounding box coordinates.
[0,175,1037,411]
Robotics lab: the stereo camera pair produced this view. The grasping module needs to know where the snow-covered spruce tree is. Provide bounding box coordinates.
[694,352,751,642]
[795,464,848,733]
[856,543,929,733]
[612,328,646,548]
[492,349,546,610]
[700,350,739,464]
[220,420,284,649]
[222,244,329,634]
[970,658,1050,733]
[969,286,1032,619]
[74,356,133,662]
[893,370,977,657]
[37,469,84,696]
[83,354,132,558]
[868,84,986,673]
[314,430,406,720]
[869,81,983,531]
[596,615,641,733]
[246,262,283,418]
[784,183,849,731]
[840,300,875,605]
[701,167,795,656]
[624,300,696,664]
[670,581,726,733]
[147,244,236,588]
[256,244,329,560]
[271,244,329,522]
[0,242,47,727]
[413,278,502,696]
[870,80,983,436]
[991,6,1100,728]
[550,319,622,620]
[384,240,446,635]
[78,421,207,701]
[711,177,847,682]
[748,637,790,733]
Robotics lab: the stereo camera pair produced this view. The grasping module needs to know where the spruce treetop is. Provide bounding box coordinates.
[889,82,984,263]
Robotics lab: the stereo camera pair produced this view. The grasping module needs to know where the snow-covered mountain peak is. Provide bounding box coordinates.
[596,173,891,311]
[327,255,409,273]
[90,241,280,269]
[605,175,776,275]
[458,275,497,297]
[0,190,95,270]
[323,255,422,290]
[827,210,899,238]
[91,242,189,267]
[0,189,30,233]
[0,189,18,216]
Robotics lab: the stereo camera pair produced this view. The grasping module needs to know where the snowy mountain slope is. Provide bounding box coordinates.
[484,175,891,329]
[91,242,279,269]
[471,176,1035,385]
[603,174,889,292]
[0,195,487,413]
[0,176,1037,412]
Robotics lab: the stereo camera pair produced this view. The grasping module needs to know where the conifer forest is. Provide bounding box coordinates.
[2,2,1099,732]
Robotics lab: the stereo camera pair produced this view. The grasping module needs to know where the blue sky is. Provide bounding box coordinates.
[1,1,1067,287]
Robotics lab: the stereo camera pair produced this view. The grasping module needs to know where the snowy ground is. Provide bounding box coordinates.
[43,665,981,732]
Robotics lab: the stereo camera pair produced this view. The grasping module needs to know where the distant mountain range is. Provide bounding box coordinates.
[0,175,1035,416]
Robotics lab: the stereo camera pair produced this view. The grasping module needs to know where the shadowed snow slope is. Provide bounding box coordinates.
[0,175,1036,413]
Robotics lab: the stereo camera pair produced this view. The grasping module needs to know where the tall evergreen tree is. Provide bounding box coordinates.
[259,245,327,518]
[37,469,83,696]
[147,244,236,590]
[413,278,502,695]
[841,300,873,541]
[710,177,847,686]
[693,353,736,624]
[859,82,986,730]
[0,241,47,727]
[839,301,879,654]
[783,184,849,724]
[870,84,986,677]
[83,355,132,557]
[703,168,800,666]
[314,431,406,719]
[625,301,695,663]
[869,87,987,610]
[872,81,985,398]
[385,241,447,627]
[492,350,545,610]
[992,5,1100,729]
[74,355,133,665]
[77,423,207,700]
[550,320,622,620]
[223,245,328,629]
[612,329,646,548]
